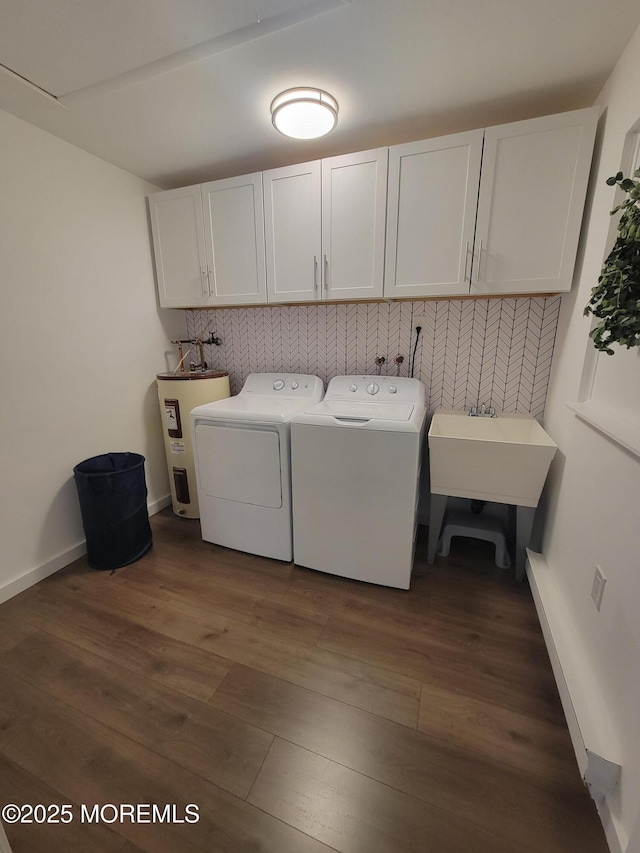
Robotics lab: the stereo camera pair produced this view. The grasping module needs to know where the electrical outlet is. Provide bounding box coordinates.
[413,315,427,335]
[591,565,606,611]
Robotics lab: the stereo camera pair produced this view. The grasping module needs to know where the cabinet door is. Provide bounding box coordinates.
[472,108,598,295]
[384,130,484,298]
[322,148,388,300]
[202,173,267,306]
[263,160,322,304]
[148,185,209,308]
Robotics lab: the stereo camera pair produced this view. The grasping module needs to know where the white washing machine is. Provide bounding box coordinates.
[191,373,323,561]
[291,375,427,589]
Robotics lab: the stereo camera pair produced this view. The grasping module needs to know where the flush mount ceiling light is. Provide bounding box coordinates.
[270,87,338,139]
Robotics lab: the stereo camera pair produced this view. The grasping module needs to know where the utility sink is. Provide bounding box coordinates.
[429,410,557,507]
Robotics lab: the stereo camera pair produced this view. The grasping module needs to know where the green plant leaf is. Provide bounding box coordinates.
[584,169,640,355]
[586,170,640,355]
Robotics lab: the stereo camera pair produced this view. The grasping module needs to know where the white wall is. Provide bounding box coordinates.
[542,23,640,853]
[0,109,186,600]
[186,296,562,415]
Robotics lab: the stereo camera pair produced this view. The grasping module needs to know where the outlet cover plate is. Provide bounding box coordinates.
[413,315,427,335]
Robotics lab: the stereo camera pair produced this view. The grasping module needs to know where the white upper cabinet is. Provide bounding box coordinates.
[322,149,388,301]
[150,108,598,308]
[263,148,388,303]
[471,108,598,294]
[149,184,209,308]
[201,173,267,305]
[384,107,598,299]
[149,173,267,308]
[263,160,322,303]
[384,131,484,298]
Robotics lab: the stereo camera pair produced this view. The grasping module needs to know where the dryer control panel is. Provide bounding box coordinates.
[242,373,324,399]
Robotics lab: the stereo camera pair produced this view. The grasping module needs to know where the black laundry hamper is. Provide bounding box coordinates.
[73,452,152,570]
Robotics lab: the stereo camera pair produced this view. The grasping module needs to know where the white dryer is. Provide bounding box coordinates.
[191,373,323,561]
[291,375,427,589]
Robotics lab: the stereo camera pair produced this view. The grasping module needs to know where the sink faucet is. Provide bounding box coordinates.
[469,403,496,418]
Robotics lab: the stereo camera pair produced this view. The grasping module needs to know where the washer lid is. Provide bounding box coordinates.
[293,399,426,432]
[310,400,415,421]
[292,374,426,431]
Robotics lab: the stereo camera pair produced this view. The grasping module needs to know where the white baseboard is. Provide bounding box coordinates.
[597,799,625,853]
[148,494,172,516]
[0,494,172,606]
[526,550,625,853]
[0,541,87,605]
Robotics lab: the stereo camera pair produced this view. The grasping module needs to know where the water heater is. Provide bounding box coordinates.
[156,370,230,517]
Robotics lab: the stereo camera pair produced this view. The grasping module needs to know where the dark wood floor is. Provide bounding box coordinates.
[0,509,607,853]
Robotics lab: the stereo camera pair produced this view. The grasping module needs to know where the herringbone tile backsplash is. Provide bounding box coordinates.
[186,296,561,418]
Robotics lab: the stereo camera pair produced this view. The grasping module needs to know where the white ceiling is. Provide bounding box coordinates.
[1,0,640,189]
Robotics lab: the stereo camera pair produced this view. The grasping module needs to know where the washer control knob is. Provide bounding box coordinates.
[366,382,380,395]
[388,385,397,394]
[273,379,285,390]
[291,381,299,390]
[350,384,358,392]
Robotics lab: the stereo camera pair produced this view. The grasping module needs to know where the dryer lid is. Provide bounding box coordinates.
[190,373,324,423]
[191,394,315,423]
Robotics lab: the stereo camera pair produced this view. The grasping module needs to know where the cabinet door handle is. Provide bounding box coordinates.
[464,241,471,283]
[313,256,319,291]
[201,269,208,296]
[475,240,484,284]
[324,254,329,291]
